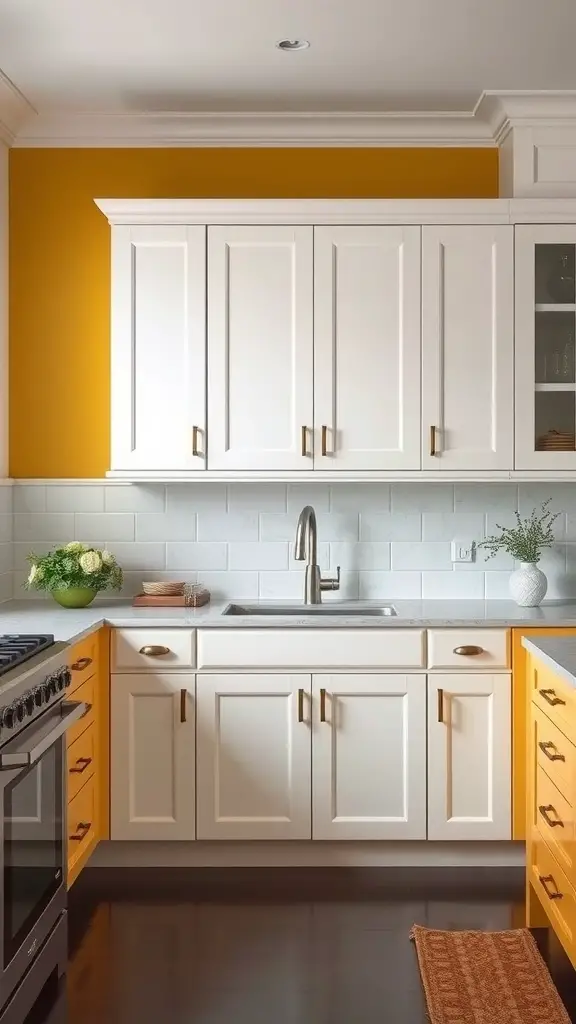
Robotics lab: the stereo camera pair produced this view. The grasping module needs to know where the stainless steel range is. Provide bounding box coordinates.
[0,634,89,1024]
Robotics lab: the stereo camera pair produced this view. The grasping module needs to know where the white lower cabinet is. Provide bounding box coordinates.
[427,673,511,840]
[196,674,312,840]
[111,673,196,840]
[312,674,427,840]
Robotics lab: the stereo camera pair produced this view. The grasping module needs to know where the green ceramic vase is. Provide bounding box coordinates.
[52,588,97,609]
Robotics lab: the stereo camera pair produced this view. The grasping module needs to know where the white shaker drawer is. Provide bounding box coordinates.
[197,629,425,671]
[112,629,196,671]
[427,629,509,670]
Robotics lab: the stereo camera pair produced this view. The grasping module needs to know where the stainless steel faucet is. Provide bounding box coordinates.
[294,505,341,604]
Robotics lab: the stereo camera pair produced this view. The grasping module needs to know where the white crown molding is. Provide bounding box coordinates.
[8,89,576,148]
[0,70,36,146]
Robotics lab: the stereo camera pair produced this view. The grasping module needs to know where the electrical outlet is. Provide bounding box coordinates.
[451,540,475,563]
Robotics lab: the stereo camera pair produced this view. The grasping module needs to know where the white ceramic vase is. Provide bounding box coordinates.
[509,562,548,607]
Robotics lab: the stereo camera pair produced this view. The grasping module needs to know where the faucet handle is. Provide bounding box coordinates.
[320,566,341,592]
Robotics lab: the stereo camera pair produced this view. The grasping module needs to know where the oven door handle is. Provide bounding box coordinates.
[0,701,90,771]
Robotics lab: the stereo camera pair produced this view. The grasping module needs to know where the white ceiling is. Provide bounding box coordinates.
[0,0,576,116]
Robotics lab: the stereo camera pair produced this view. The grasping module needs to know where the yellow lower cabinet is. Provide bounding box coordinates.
[67,776,98,888]
[67,723,96,802]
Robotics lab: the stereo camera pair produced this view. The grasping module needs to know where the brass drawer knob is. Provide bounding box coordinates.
[539,874,563,900]
[139,645,170,657]
[539,804,564,829]
[538,741,565,763]
[72,657,93,671]
[70,757,92,775]
[539,688,566,708]
[453,645,484,656]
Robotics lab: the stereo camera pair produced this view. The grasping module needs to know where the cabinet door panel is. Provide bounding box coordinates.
[312,674,426,840]
[422,225,514,470]
[196,674,311,839]
[515,225,576,470]
[207,226,313,470]
[111,225,206,471]
[314,226,421,470]
[428,673,511,840]
[111,673,195,840]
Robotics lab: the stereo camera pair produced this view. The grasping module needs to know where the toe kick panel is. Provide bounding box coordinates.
[197,629,426,670]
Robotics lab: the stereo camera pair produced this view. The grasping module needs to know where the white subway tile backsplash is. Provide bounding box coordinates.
[9,481,576,602]
[105,485,166,513]
[76,513,135,542]
[358,571,422,600]
[391,484,454,513]
[329,484,390,513]
[421,572,485,600]
[454,484,518,512]
[329,542,390,571]
[197,571,259,600]
[360,513,421,542]
[166,542,227,571]
[227,484,286,512]
[46,485,104,513]
[422,513,485,542]
[13,485,46,513]
[391,542,452,571]
[136,513,197,542]
[228,542,288,571]
[14,513,74,542]
[197,511,259,542]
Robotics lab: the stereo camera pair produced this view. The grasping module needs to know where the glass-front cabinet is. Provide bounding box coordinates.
[516,225,576,469]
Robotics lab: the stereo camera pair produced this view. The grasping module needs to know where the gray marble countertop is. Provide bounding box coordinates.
[522,635,576,690]
[2,598,576,646]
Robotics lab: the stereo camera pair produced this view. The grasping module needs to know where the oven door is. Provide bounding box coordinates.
[0,700,88,1009]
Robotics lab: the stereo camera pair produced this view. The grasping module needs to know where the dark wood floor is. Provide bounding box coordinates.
[26,869,576,1024]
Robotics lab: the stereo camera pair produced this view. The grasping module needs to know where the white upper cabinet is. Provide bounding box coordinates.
[207,226,314,470]
[110,225,207,472]
[422,225,514,471]
[427,673,511,841]
[312,674,426,840]
[314,227,421,470]
[515,226,576,470]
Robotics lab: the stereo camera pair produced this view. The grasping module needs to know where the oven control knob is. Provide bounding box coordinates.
[2,707,14,729]
[25,694,34,715]
[15,702,25,723]
[56,671,66,692]
[34,688,43,707]
[62,668,72,689]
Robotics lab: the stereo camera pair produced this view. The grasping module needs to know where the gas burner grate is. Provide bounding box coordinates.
[0,635,55,676]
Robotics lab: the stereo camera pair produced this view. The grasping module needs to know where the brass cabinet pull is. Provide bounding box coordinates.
[321,425,329,457]
[437,688,444,724]
[539,874,563,900]
[429,425,438,457]
[320,688,327,722]
[301,426,309,458]
[453,645,484,656]
[72,657,92,671]
[298,688,304,723]
[139,645,170,657]
[192,425,202,457]
[539,804,564,829]
[539,688,566,707]
[70,822,91,842]
[180,689,187,724]
[539,741,565,763]
[70,757,92,775]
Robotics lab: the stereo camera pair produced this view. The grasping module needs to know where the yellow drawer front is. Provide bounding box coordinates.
[68,633,99,695]
[534,765,576,877]
[67,777,97,881]
[533,705,575,802]
[530,830,576,969]
[66,676,95,747]
[67,723,96,803]
[531,657,576,744]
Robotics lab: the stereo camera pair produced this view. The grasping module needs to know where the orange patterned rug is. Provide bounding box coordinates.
[410,925,571,1023]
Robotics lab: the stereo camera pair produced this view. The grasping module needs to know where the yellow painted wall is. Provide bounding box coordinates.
[9,147,498,478]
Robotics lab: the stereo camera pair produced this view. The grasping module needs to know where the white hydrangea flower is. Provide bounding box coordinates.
[79,550,101,574]
[101,549,115,565]
[27,564,38,584]
[65,542,85,553]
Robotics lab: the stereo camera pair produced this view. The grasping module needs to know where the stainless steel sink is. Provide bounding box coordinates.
[222,603,397,617]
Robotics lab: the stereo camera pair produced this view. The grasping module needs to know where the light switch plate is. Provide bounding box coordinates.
[451,540,475,563]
